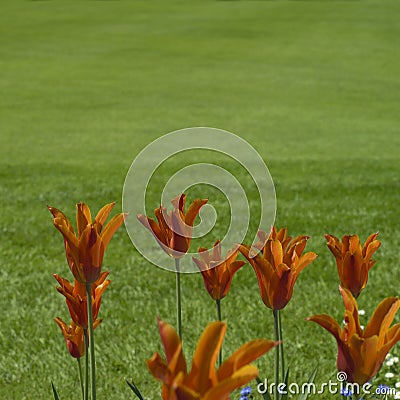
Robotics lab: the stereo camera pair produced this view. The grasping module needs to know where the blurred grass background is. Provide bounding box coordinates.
[0,1,399,399]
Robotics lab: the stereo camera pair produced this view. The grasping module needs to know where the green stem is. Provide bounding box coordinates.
[84,328,89,400]
[273,309,280,400]
[86,283,96,400]
[175,258,182,339]
[278,310,285,381]
[216,299,222,366]
[77,357,84,400]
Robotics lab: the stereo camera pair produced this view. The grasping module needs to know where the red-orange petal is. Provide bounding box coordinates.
[94,202,115,231]
[218,339,278,381]
[76,203,92,236]
[184,198,208,227]
[187,321,226,393]
[158,319,187,376]
[101,212,126,249]
[204,365,259,400]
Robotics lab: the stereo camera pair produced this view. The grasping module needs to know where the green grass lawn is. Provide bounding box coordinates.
[1,1,399,399]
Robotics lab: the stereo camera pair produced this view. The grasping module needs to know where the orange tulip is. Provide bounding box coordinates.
[307,286,400,384]
[193,241,246,301]
[137,194,208,259]
[48,202,126,284]
[54,319,86,359]
[54,272,110,329]
[147,319,278,400]
[325,233,380,298]
[239,227,317,310]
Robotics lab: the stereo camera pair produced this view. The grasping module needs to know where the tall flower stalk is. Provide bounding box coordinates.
[84,329,89,400]
[273,309,280,398]
[175,258,182,338]
[77,358,84,400]
[86,283,96,400]
[239,226,317,397]
[138,193,208,339]
[193,240,245,366]
[278,310,284,380]
[216,299,222,365]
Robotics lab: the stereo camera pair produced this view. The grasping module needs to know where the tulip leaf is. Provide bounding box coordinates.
[256,376,273,400]
[51,382,60,400]
[297,366,318,400]
[126,379,145,400]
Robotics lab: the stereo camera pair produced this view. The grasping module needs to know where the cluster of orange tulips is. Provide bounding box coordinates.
[49,203,126,400]
[48,194,400,400]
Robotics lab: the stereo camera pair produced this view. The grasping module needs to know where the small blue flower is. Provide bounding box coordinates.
[240,387,252,396]
[340,387,353,396]
[376,384,391,394]
[239,397,248,400]
[378,384,390,390]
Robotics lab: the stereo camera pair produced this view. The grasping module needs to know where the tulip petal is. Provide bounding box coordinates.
[325,234,342,259]
[348,235,361,255]
[94,202,115,230]
[294,251,317,274]
[101,212,126,249]
[184,198,208,227]
[187,321,226,393]
[340,287,362,334]
[380,323,400,360]
[229,260,246,275]
[217,339,278,381]
[271,265,292,310]
[154,206,172,237]
[55,317,69,335]
[48,206,76,235]
[76,203,92,236]
[204,365,259,400]
[192,256,206,271]
[137,214,166,247]
[174,384,201,400]
[158,320,187,376]
[211,240,222,262]
[341,251,364,297]
[239,244,274,308]
[147,352,171,383]
[307,314,342,342]
[385,323,400,343]
[171,211,189,255]
[348,335,379,384]
[364,240,380,268]
[275,227,288,242]
[364,297,400,338]
[362,232,379,257]
[53,216,79,251]
[270,240,283,267]
[171,193,186,214]
[53,274,74,293]
[199,247,213,264]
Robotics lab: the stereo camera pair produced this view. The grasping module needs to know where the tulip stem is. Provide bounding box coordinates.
[86,283,96,400]
[216,299,222,366]
[175,258,182,339]
[77,357,84,400]
[278,310,285,381]
[84,328,89,400]
[273,309,280,399]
